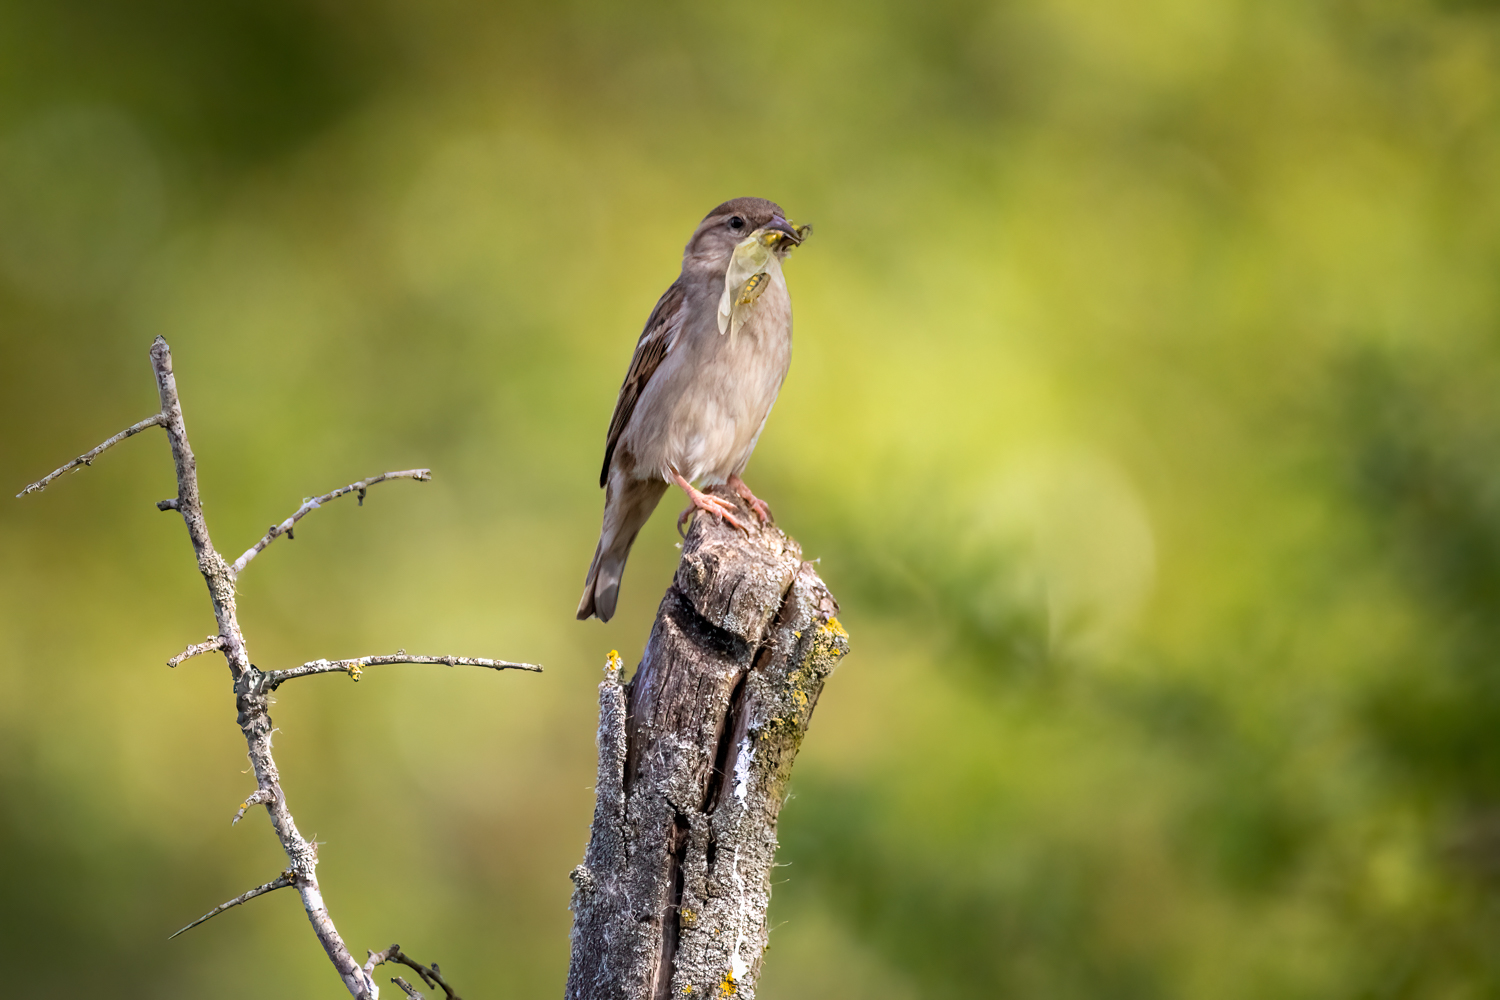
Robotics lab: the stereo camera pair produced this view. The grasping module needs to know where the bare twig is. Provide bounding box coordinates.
[391,978,426,999]
[169,874,293,939]
[16,412,165,496]
[229,469,433,576]
[264,652,542,690]
[365,945,462,1000]
[167,634,225,668]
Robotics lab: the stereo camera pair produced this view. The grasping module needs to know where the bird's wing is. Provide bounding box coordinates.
[601,277,686,487]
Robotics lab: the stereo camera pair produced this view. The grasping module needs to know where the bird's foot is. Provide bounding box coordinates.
[672,472,750,535]
[728,474,772,524]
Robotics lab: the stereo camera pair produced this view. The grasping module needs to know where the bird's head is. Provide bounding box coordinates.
[683,197,810,273]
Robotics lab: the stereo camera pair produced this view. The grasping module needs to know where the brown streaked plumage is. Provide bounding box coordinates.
[600,281,683,488]
[578,197,807,622]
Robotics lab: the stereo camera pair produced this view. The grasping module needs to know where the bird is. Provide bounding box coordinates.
[577,197,809,622]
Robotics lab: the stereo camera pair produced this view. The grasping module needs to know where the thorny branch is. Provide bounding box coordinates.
[18,337,533,999]
[230,469,433,576]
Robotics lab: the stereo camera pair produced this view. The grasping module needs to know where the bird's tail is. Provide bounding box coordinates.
[577,476,669,621]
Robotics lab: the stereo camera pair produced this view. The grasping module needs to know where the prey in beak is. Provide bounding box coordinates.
[719,213,812,339]
[756,216,811,253]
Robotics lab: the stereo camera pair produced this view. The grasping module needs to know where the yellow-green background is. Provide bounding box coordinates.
[3,1,1500,996]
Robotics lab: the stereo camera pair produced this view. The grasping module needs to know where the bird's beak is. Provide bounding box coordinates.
[767,217,802,243]
[759,216,807,248]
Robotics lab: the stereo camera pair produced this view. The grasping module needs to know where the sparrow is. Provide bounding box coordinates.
[577,197,809,622]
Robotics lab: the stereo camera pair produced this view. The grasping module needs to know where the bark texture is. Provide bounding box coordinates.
[566,489,849,1000]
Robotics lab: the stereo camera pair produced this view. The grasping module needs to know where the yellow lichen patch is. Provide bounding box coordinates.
[606,650,622,677]
[791,689,808,709]
[718,972,738,997]
[680,907,698,928]
[348,661,363,682]
[803,616,850,675]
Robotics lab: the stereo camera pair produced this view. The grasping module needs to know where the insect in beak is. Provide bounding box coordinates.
[756,217,809,251]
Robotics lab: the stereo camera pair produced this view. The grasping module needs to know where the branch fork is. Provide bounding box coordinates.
[365,945,463,1000]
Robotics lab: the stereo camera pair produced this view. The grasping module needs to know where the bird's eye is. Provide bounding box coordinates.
[728,216,745,231]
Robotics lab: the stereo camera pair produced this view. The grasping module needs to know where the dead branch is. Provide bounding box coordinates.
[15,412,165,496]
[365,945,463,1000]
[263,652,541,689]
[169,874,294,939]
[230,469,433,576]
[18,337,533,999]
[566,487,848,1000]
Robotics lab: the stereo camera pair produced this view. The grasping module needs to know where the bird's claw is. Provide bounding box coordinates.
[678,491,750,535]
[729,475,772,524]
[671,470,753,535]
[739,492,771,524]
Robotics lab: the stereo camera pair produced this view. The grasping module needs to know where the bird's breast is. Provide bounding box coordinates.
[629,273,792,486]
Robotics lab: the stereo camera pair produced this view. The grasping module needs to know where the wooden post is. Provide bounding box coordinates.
[566,488,849,1000]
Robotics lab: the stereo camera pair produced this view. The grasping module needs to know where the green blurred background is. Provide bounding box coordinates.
[3,0,1500,996]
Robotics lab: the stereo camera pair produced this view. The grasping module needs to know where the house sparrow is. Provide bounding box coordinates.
[577,197,809,622]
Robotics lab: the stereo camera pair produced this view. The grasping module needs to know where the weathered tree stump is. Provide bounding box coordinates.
[566,487,849,1000]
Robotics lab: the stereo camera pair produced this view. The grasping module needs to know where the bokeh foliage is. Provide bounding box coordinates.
[3,0,1500,996]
